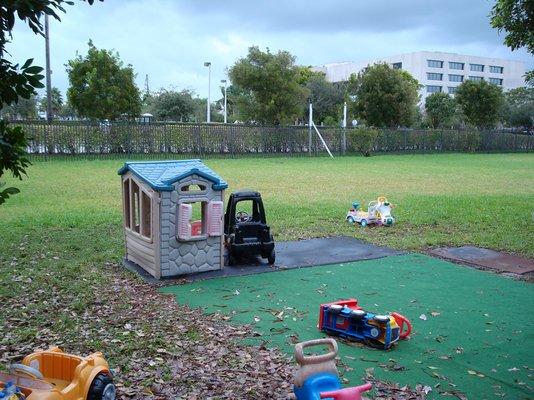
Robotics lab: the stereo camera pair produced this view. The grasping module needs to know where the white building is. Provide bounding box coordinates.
[313,51,526,101]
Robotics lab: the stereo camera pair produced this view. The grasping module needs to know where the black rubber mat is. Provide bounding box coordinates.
[124,236,404,284]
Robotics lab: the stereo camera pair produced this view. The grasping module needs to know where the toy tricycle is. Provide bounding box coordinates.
[224,190,275,265]
[346,196,394,227]
[292,338,372,400]
[0,347,115,400]
[318,299,412,350]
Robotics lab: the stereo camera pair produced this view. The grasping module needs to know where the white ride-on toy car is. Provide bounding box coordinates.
[346,196,395,227]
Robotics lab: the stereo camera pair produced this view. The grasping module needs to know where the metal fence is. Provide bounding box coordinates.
[13,120,534,160]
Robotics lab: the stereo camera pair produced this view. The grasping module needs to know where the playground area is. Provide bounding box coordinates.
[0,153,533,398]
[162,253,534,399]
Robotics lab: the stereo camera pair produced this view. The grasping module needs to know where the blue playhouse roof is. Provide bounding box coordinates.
[118,160,228,191]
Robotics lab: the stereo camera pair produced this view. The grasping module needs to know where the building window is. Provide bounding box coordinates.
[468,76,484,81]
[470,64,484,72]
[448,74,464,82]
[448,87,458,94]
[449,62,464,70]
[490,66,504,74]
[427,59,443,68]
[426,85,442,93]
[123,177,152,240]
[392,62,402,70]
[489,77,503,85]
[427,73,443,81]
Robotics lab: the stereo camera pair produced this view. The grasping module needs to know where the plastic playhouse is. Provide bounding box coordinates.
[292,338,372,400]
[0,347,115,400]
[346,196,395,227]
[118,160,228,278]
[318,299,411,350]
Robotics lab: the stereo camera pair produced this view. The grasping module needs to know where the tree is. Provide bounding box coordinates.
[229,46,309,124]
[455,80,505,128]
[490,0,534,84]
[502,87,534,128]
[304,71,344,124]
[0,96,38,119]
[39,87,63,117]
[1,1,100,205]
[348,63,420,127]
[149,89,197,122]
[0,121,30,205]
[424,92,457,128]
[192,97,222,123]
[66,40,141,120]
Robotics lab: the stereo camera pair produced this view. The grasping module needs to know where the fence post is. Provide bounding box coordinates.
[308,103,313,156]
[403,129,407,151]
[342,101,347,155]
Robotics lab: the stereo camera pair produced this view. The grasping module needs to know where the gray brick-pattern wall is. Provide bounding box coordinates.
[159,174,223,277]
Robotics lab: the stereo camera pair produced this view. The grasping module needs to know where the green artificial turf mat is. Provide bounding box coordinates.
[162,253,533,399]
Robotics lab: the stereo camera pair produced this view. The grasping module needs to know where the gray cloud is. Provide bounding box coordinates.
[6,0,532,100]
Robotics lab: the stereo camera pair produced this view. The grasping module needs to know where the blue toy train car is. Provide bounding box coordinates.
[318,299,411,350]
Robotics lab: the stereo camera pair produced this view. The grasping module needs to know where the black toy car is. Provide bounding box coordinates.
[224,191,275,265]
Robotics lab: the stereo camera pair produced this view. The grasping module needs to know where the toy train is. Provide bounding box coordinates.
[318,299,411,350]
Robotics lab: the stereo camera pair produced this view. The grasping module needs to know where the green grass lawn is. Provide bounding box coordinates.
[2,153,533,256]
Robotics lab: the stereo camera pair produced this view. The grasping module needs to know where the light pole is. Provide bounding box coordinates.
[204,62,211,123]
[221,79,227,123]
[45,14,53,121]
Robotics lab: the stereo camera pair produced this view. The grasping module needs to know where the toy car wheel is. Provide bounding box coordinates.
[369,327,380,339]
[347,216,355,224]
[228,252,236,266]
[88,373,116,400]
[349,309,366,319]
[360,220,368,227]
[373,315,390,324]
[328,304,343,314]
[267,249,276,265]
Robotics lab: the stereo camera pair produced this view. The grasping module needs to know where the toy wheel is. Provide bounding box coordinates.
[369,327,381,339]
[373,315,390,324]
[349,309,366,319]
[88,373,116,400]
[267,249,276,265]
[328,304,343,314]
[347,216,355,224]
[360,220,368,227]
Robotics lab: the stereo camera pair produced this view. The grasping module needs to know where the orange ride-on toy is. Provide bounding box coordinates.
[0,347,116,400]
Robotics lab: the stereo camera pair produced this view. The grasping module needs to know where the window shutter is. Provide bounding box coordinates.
[207,201,224,236]
[178,203,192,240]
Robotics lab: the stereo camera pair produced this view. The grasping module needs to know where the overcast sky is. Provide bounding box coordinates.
[7,0,533,100]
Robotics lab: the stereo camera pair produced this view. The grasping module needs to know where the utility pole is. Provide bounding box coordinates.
[45,14,53,121]
[144,74,150,98]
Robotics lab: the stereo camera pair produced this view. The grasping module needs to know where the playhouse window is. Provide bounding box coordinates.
[123,177,152,240]
[177,200,224,241]
[190,201,207,237]
[180,184,206,192]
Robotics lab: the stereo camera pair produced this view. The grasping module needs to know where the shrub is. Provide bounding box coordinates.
[346,127,379,156]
